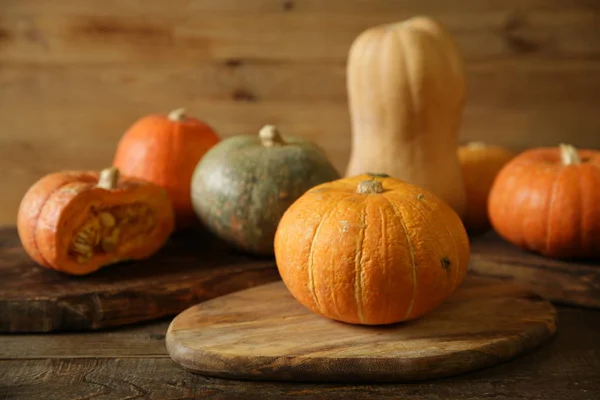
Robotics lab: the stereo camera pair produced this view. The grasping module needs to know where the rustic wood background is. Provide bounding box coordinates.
[1,0,599,225]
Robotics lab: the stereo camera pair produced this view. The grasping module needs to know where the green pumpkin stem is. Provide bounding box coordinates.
[559,143,581,165]
[357,180,384,194]
[259,125,285,147]
[97,167,120,190]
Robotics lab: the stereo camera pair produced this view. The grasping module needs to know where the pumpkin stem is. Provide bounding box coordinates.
[559,143,581,165]
[259,125,285,147]
[97,167,120,190]
[466,141,486,149]
[366,172,390,178]
[357,180,384,194]
[168,108,187,122]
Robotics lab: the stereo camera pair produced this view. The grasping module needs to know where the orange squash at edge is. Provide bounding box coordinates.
[488,143,600,260]
[113,108,220,230]
[17,167,174,275]
[274,173,470,326]
[458,142,516,234]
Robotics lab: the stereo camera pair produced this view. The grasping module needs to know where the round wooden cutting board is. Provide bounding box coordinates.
[166,275,557,383]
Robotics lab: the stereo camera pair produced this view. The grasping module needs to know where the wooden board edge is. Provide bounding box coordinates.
[165,290,558,383]
[468,259,600,309]
[0,266,281,333]
[166,323,557,383]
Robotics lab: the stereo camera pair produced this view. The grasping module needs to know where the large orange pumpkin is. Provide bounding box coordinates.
[488,144,600,260]
[17,167,174,275]
[274,173,470,325]
[458,142,516,233]
[113,108,220,229]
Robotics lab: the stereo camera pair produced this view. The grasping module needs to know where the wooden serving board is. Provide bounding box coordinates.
[0,226,280,333]
[166,275,557,383]
[469,231,600,308]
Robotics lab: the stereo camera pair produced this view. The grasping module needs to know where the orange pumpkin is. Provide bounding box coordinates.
[113,108,220,229]
[458,142,516,233]
[274,173,470,325]
[17,167,174,275]
[488,144,600,259]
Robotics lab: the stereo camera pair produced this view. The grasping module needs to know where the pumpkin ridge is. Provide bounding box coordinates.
[399,192,448,281]
[306,196,350,316]
[544,168,562,255]
[377,204,390,323]
[37,181,97,273]
[169,117,179,206]
[576,168,584,254]
[580,166,595,252]
[381,194,417,319]
[246,149,270,252]
[413,193,462,292]
[33,178,92,269]
[521,169,544,252]
[353,203,368,324]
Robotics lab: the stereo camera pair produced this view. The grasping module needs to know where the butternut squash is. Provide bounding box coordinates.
[345,16,467,216]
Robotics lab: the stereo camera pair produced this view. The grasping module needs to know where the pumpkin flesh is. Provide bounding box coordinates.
[18,169,174,275]
[275,174,470,325]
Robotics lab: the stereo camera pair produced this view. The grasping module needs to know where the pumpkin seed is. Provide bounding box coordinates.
[76,255,91,264]
[73,234,90,245]
[101,228,121,252]
[98,212,116,228]
[101,238,117,253]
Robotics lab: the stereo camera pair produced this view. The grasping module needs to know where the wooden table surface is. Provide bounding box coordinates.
[1,304,598,400]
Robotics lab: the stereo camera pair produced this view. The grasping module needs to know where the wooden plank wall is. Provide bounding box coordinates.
[0,0,599,224]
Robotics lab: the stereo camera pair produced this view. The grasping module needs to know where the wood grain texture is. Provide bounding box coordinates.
[0,227,279,333]
[166,275,557,383]
[1,8,598,63]
[1,59,599,225]
[1,306,599,399]
[470,231,600,308]
[0,320,171,359]
[1,0,599,225]
[2,0,592,15]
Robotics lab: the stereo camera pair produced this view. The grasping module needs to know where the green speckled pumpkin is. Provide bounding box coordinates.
[191,125,341,255]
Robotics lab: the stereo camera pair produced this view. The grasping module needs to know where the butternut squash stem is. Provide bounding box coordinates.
[466,141,487,149]
[357,180,384,194]
[168,108,187,122]
[97,167,120,190]
[259,125,285,147]
[559,143,581,165]
[366,172,390,178]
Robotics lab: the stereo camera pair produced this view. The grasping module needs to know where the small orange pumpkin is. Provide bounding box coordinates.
[113,108,220,229]
[488,144,600,260]
[458,142,516,233]
[17,167,174,275]
[274,173,470,325]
